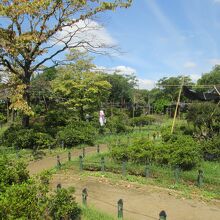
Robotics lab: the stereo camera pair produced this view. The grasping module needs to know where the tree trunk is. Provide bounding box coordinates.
[22,73,31,128]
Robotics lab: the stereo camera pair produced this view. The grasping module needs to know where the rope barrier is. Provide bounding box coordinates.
[74,190,158,220]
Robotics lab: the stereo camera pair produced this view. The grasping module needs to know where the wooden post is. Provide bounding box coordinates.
[82,188,88,206]
[79,155,83,171]
[68,151,71,161]
[197,169,203,187]
[117,199,123,219]
[57,155,61,168]
[159,210,167,220]
[57,183,62,191]
[82,147,85,158]
[174,165,180,184]
[61,141,64,149]
[145,164,150,178]
[101,156,105,173]
[171,78,184,134]
[122,161,126,177]
[153,133,156,140]
[97,144,100,154]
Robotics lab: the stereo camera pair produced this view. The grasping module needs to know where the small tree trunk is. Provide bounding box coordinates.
[22,73,31,128]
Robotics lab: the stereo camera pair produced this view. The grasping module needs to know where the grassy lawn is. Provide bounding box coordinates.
[81,206,117,220]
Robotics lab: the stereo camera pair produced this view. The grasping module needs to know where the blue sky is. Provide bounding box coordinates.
[91,0,220,89]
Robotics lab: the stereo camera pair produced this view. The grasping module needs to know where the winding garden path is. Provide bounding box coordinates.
[27,145,107,175]
[27,145,220,220]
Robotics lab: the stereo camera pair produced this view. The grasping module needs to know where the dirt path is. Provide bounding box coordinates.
[27,146,220,220]
[27,145,106,175]
[51,171,220,220]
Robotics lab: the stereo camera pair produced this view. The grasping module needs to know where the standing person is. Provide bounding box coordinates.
[99,110,106,126]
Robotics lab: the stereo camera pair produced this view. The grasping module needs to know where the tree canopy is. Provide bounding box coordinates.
[0,0,132,127]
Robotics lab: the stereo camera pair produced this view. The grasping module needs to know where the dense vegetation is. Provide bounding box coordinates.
[0,157,81,219]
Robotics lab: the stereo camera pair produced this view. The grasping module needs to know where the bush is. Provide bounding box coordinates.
[48,188,81,220]
[0,157,29,188]
[110,134,201,170]
[0,158,81,220]
[129,115,155,127]
[166,135,202,170]
[3,126,54,149]
[106,113,130,134]
[202,135,220,161]
[57,121,97,147]
[0,183,45,220]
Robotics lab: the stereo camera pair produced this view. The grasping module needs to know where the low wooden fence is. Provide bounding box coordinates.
[56,183,168,220]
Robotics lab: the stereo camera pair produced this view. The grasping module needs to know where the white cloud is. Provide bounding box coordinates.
[184,61,197,69]
[94,65,155,90]
[51,19,116,50]
[208,58,220,65]
[214,0,220,3]
[95,65,136,75]
[114,66,136,75]
[138,78,155,90]
[190,74,201,82]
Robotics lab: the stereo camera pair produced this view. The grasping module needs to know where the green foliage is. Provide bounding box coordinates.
[105,73,136,104]
[165,135,202,170]
[202,135,220,161]
[0,157,29,189]
[0,183,45,220]
[57,121,97,147]
[82,206,116,220]
[186,102,220,137]
[110,134,201,170]
[106,113,130,134]
[154,98,170,113]
[129,115,156,126]
[0,113,6,122]
[45,110,68,137]
[52,53,111,119]
[48,188,81,220]
[3,126,54,149]
[0,158,81,219]
[198,65,220,86]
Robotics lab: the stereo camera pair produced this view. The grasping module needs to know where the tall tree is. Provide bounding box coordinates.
[105,73,136,105]
[0,0,132,127]
[198,65,220,86]
[52,51,111,119]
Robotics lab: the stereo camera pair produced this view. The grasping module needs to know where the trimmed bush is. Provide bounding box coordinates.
[110,134,201,170]
[57,121,96,147]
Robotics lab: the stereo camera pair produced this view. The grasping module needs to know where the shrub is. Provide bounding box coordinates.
[0,157,29,188]
[3,126,54,149]
[129,115,155,127]
[110,134,201,170]
[110,138,155,163]
[0,158,81,220]
[106,113,130,134]
[202,135,220,161]
[0,183,45,220]
[48,188,81,220]
[57,121,96,147]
